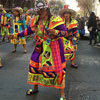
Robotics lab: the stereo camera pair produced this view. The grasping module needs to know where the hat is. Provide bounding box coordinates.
[13,7,23,14]
[34,0,49,11]
[26,8,34,14]
[59,8,76,18]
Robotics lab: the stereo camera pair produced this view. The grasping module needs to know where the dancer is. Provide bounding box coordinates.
[59,8,79,68]
[11,7,27,53]
[9,0,69,100]
[0,10,10,42]
[0,7,27,53]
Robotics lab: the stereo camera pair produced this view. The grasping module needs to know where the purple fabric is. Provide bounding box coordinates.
[54,24,67,31]
[54,24,66,62]
[58,38,65,63]
[18,31,25,37]
[69,28,77,32]
[18,26,34,37]
[27,26,34,35]
[31,50,40,63]
[54,24,68,37]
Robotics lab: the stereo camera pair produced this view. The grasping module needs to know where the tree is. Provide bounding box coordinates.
[77,0,94,15]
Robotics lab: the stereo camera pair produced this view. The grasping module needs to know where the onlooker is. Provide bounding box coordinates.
[88,12,97,45]
[80,17,85,36]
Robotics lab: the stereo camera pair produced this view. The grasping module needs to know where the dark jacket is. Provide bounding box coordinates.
[88,16,97,32]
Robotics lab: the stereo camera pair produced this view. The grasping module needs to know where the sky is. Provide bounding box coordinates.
[64,0,80,12]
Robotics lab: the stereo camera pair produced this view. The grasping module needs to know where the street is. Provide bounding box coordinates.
[0,39,100,100]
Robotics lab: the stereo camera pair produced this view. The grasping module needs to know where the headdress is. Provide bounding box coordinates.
[34,0,49,11]
[13,7,23,14]
[26,8,34,14]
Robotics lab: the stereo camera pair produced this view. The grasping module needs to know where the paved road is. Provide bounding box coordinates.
[0,39,100,100]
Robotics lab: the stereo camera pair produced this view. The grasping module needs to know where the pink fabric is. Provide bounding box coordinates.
[51,40,62,74]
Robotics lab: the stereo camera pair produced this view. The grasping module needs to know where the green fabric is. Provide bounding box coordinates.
[42,40,54,68]
[34,16,49,37]
[1,26,9,36]
[28,72,65,87]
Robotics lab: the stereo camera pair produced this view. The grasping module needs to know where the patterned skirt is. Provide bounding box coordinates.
[27,38,66,89]
[11,38,26,45]
[62,37,75,61]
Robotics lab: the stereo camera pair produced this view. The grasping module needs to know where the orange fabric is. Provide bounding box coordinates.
[24,29,28,36]
[49,20,64,29]
[30,17,36,27]
[30,60,39,68]
[26,15,29,25]
[68,24,77,29]
[61,17,65,22]
[73,30,77,34]
[27,81,65,89]
[16,33,19,36]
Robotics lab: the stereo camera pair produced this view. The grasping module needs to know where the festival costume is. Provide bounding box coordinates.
[15,14,69,89]
[64,18,80,50]
[11,7,27,45]
[26,9,32,27]
[1,13,10,37]
[26,15,31,27]
[59,8,80,65]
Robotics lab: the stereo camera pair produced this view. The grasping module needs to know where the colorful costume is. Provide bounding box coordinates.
[16,15,68,89]
[11,7,27,44]
[64,18,79,50]
[11,16,27,44]
[0,12,10,37]
[26,9,32,27]
[59,8,79,64]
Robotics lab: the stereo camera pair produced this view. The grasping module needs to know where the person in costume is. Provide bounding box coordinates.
[59,8,80,68]
[10,7,27,53]
[9,0,70,100]
[0,9,10,42]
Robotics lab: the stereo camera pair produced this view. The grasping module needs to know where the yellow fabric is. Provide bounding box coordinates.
[2,9,7,14]
[49,16,64,29]
[14,23,23,25]
[66,19,78,30]
[27,72,65,89]
[1,26,9,36]
[11,38,26,44]
[1,15,7,25]
[30,16,64,29]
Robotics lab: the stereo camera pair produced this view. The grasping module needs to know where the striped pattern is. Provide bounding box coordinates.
[51,40,62,74]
